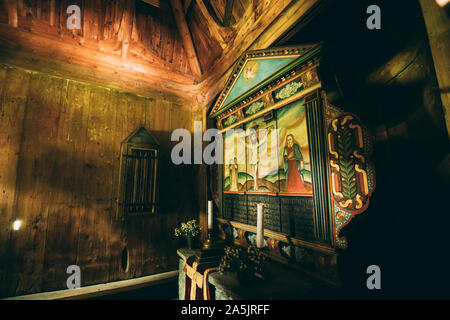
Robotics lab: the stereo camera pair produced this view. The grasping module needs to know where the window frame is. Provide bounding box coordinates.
[116,127,160,219]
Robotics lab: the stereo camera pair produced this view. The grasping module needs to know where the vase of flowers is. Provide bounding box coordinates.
[186,236,194,249]
[174,219,201,249]
[218,245,266,285]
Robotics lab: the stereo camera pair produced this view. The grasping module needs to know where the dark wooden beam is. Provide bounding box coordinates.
[5,0,18,28]
[183,0,193,13]
[195,0,229,49]
[0,23,200,104]
[274,0,328,46]
[49,0,56,26]
[120,0,135,59]
[140,0,170,11]
[223,0,235,27]
[419,0,450,136]
[4,271,178,300]
[141,0,161,8]
[170,0,202,77]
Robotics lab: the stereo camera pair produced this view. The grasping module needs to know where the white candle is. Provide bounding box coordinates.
[208,200,213,230]
[256,203,264,248]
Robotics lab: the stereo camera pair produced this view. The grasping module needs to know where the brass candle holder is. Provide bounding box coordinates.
[202,229,214,249]
[195,228,223,263]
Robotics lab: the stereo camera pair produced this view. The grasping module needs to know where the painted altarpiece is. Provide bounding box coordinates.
[209,44,376,284]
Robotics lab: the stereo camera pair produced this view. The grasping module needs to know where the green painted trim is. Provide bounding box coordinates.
[323,98,337,246]
[210,44,322,119]
[305,92,330,243]
[216,218,336,255]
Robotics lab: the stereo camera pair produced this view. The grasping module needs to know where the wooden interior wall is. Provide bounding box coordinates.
[0,0,192,75]
[0,0,322,105]
[0,63,198,298]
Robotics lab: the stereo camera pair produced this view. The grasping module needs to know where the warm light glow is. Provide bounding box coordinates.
[13,220,22,231]
[436,0,449,7]
[122,62,147,74]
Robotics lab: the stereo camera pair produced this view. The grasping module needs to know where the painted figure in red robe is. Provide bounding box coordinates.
[283,134,307,193]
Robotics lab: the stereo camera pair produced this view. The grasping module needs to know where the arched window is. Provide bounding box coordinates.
[117,127,159,219]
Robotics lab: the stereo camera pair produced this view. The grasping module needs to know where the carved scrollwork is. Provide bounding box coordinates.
[327,113,376,248]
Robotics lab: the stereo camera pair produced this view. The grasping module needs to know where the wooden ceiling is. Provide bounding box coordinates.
[0,0,321,104]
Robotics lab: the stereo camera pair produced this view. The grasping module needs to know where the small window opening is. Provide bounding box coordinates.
[117,127,160,219]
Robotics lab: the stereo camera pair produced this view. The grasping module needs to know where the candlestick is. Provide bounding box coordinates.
[207,200,213,230]
[256,203,264,248]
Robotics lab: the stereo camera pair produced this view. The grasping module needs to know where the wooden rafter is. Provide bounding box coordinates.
[0,0,322,107]
[49,0,56,26]
[0,24,199,104]
[169,0,202,77]
[5,0,18,28]
[140,0,170,11]
[194,0,231,49]
[120,0,135,59]
[183,0,193,13]
[141,0,160,8]
[222,0,235,27]
[198,0,321,106]
[420,0,450,135]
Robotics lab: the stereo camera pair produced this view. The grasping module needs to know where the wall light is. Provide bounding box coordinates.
[436,0,449,7]
[13,220,22,231]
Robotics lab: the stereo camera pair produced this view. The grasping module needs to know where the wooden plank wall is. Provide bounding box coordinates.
[0,66,29,295]
[0,63,199,298]
[0,0,192,76]
[0,0,319,106]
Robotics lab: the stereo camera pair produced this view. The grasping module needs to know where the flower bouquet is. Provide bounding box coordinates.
[174,219,201,249]
[218,245,266,284]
